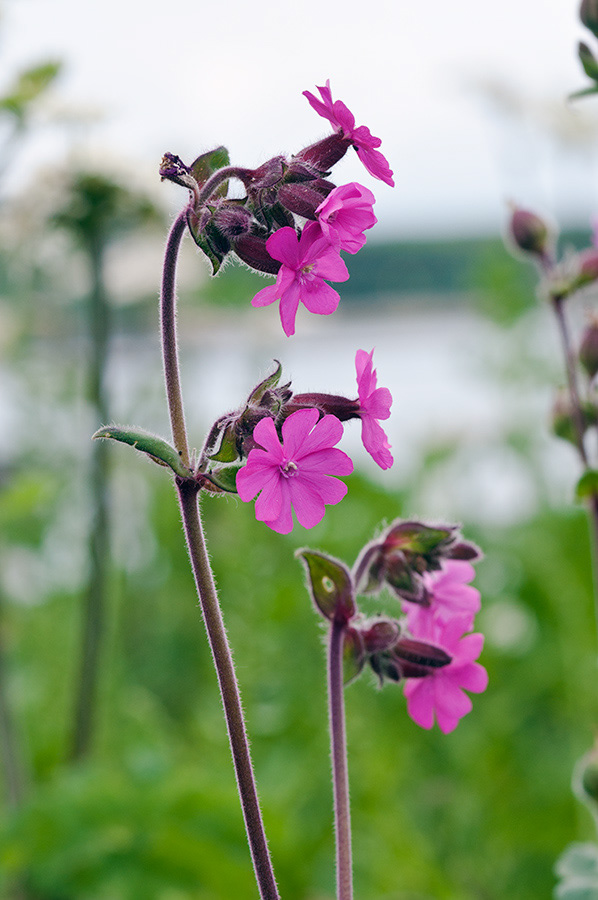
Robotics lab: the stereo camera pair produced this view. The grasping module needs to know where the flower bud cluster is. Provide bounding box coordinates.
[198,351,393,529]
[298,518,487,734]
[161,80,393,336]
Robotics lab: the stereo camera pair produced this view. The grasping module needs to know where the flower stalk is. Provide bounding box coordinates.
[160,208,279,900]
[328,619,353,900]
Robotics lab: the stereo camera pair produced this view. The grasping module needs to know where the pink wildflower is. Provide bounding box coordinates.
[403,615,488,734]
[236,408,353,534]
[251,222,349,337]
[355,349,393,469]
[303,80,394,187]
[316,183,377,254]
[405,560,481,634]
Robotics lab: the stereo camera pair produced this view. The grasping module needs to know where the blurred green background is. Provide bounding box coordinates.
[2,39,598,900]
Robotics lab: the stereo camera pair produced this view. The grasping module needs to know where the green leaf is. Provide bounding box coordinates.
[569,85,598,100]
[296,550,355,622]
[93,426,192,478]
[0,61,61,119]
[189,147,230,192]
[576,470,598,501]
[186,208,227,275]
[208,422,239,463]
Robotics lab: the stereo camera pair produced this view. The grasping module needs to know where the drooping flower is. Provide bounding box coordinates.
[236,408,353,534]
[355,349,393,469]
[303,80,394,187]
[403,614,488,734]
[316,183,377,254]
[404,560,481,634]
[251,222,349,337]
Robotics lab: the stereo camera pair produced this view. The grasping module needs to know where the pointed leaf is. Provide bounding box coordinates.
[186,207,226,275]
[208,422,239,463]
[204,465,242,493]
[297,549,355,623]
[189,147,230,192]
[247,361,283,406]
[579,42,598,81]
[93,425,192,478]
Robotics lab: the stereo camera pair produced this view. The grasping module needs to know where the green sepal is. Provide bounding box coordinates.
[208,422,239,463]
[203,465,242,494]
[186,208,227,275]
[569,85,598,100]
[186,147,231,275]
[296,549,355,623]
[93,425,192,478]
[576,469,598,501]
[343,627,366,685]
[247,361,282,406]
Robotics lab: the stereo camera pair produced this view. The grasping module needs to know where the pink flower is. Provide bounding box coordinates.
[236,408,353,534]
[405,560,481,634]
[403,615,488,734]
[251,222,349,337]
[355,349,393,469]
[316,183,377,254]
[303,80,394,187]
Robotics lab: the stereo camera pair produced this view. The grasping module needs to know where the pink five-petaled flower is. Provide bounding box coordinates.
[303,80,394,187]
[251,222,349,337]
[236,408,353,535]
[404,560,481,634]
[316,183,377,254]
[355,349,393,469]
[403,614,488,734]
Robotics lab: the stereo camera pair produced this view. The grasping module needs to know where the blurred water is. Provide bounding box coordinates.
[0,299,578,528]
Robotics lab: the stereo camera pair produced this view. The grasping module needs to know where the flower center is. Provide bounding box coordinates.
[300,263,315,277]
[280,459,299,478]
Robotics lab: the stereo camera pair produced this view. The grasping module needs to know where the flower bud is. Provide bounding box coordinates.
[278,183,332,220]
[575,248,598,291]
[551,388,596,444]
[508,206,552,259]
[232,233,281,274]
[159,152,197,191]
[212,202,253,239]
[285,392,360,421]
[580,318,598,378]
[295,133,352,173]
[581,0,598,38]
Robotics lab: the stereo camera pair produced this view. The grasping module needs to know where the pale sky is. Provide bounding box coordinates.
[2,0,596,237]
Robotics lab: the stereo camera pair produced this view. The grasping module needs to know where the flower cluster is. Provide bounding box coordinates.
[199,351,393,534]
[299,521,487,733]
[160,81,393,336]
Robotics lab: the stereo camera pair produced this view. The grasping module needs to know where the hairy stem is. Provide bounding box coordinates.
[178,483,279,900]
[161,210,191,467]
[160,212,279,898]
[328,620,353,900]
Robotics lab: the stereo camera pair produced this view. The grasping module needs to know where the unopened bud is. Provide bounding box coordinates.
[295,133,352,173]
[232,233,281,275]
[509,206,552,259]
[581,0,598,38]
[278,183,331,220]
[580,317,598,377]
[575,248,598,290]
[551,388,595,443]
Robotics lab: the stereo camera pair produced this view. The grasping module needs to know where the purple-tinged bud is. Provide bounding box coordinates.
[581,0,598,36]
[159,152,197,191]
[551,388,596,443]
[369,636,451,683]
[278,183,333,220]
[508,206,552,260]
[448,540,483,562]
[232,233,281,275]
[239,156,286,191]
[295,133,353,173]
[580,317,598,378]
[285,392,360,421]
[284,159,325,183]
[360,618,401,653]
[212,202,253,239]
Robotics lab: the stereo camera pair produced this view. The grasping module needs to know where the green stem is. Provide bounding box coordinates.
[328,620,353,900]
[71,235,110,760]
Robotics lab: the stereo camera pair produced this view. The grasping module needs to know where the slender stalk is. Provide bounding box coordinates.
[160,209,279,899]
[328,620,353,900]
[0,590,25,807]
[161,210,191,467]
[71,234,110,760]
[178,482,279,900]
[552,295,598,637]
